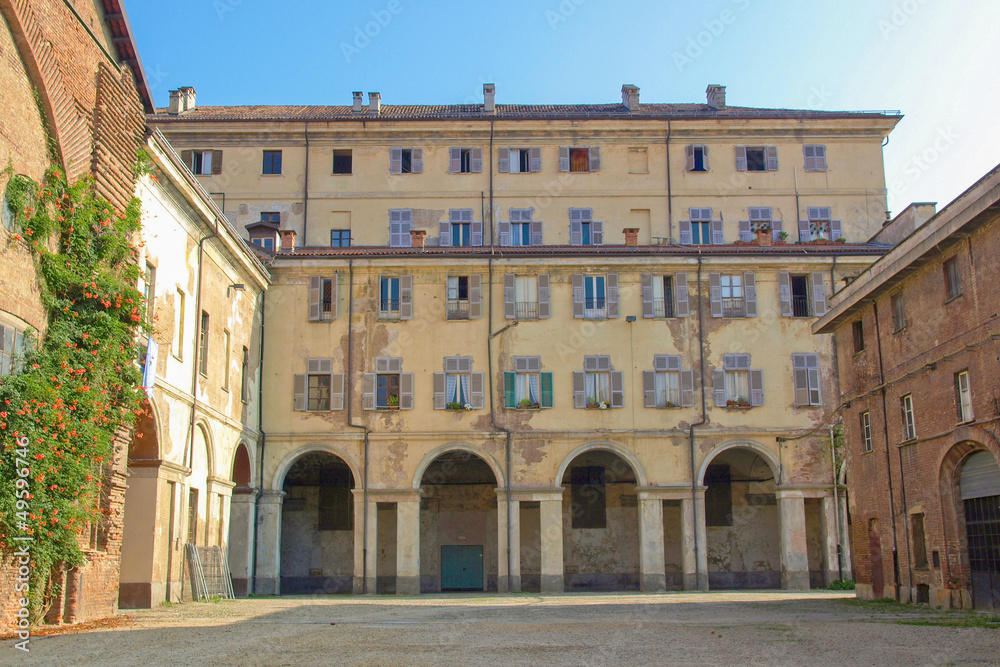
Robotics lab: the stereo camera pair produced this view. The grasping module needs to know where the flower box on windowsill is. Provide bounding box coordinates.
[446,402,473,411]
[659,402,678,409]
[726,399,751,409]
[586,401,611,410]
[516,400,540,410]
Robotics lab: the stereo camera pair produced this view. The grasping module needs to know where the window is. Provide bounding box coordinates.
[172,289,185,359]
[187,489,199,545]
[389,209,413,247]
[901,394,916,441]
[685,144,708,172]
[943,257,961,300]
[0,319,27,377]
[183,149,221,176]
[652,276,674,318]
[792,353,821,406]
[240,346,250,403]
[380,276,402,320]
[389,147,422,174]
[449,147,483,174]
[800,207,843,242]
[222,330,231,391]
[643,355,694,408]
[573,355,624,409]
[433,356,485,410]
[714,354,764,407]
[262,150,282,175]
[716,274,746,318]
[573,273,618,320]
[570,466,606,528]
[569,208,603,246]
[910,513,928,568]
[705,464,732,527]
[891,292,906,332]
[260,211,280,225]
[142,263,156,321]
[504,356,553,409]
[560,146,600,173]
[679,208,720,245]
[2,197,14,231]
[308,276,337,322]
[363,357,412,411]
[778,272,826,318]
[294,359,341,411]
[331,229,351,247]
[956,370,973,422]
[804,145,827,171]
[740,207,783,242]
[441,209,482,247]
[583,276,605,319]
[736,145,777,172]
[509,208,536,246]
[642,273,689,319]
[499,147,540,173]
[447,276,470,320]
[198,310,210,377]
[251,237,274,251]
[503,274,549,320]
[332,149,352,174]
[860,411,873,453]
[852,320,865,354]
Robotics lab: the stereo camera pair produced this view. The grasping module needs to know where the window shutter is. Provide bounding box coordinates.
[778,272,792,317]
[765,146,779,171]
[390,147,402,174]
[702,146,709,170]
[450,147,461,173]
[744,272,757,317]
[678,220,692,245]
[569,219,582,246]
[538,274,551,319]
[772,219,783,242]
[711,219,724,245]
[181,150,193,170]
[681,370,695,407]
[803,145,814,171]
[572,274,585,318]
[559,146,570,172]
[471,372,485,409]
[433,372,446,409]
[293,374,306,411]
[739,220,752,242]
[498,147,510,173]
[498,219,511,246]
[471,148,483,173]
[606,273,619,318]
[530,220,543,246]
[685,145,695,171]
[540,372,553,408]
[641,274,654,318]
[362,373,375,410]
[469,274,482,319]
[610,370,624,408]
[410,148,422,173]
[330,273,339,320]
[643,371,656,407]
[653,355,668,372]
[573,371,586,408]
[666,355,682,371]
[399,275,413,320]
[735,146,747,171]
[709,273,723,317]
[471,220,483,246]
[591,220,604,245]
[713,370,727,407]
[736,354,751,370]
[439,220,452,247]
[722,354,736,370]
[398,373,414,409]
[308,276,321,321]
[504,274,516,319]
[504,372,515,408]
[830,220,843,241]
[529,147,542,172]
[811,272,827,316]
[750,369,765,406]
[816,146,827,171]
[675,273,690,317]
[807,355,821,405]
[798,219,810,242]
[792,354,809,407]
[331,373,345,410]
[444,356,461,374]
[212,150,223,174]
[589,146,601,172]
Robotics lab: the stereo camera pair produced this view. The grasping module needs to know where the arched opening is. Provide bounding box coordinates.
[957,449,1000,611]
[232,442,252,490]
[559,449,639,591]
[120,401,164,608]
[227,442,255,596]
[280,451,355,594]
[702,446,780,589]
[187,425,211,547]
[419,450,499,593]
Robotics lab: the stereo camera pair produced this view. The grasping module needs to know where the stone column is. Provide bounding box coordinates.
[352,490,366,594]
[539,496,564,593]
[692,490,709,590]
[227,490,258,597]
[638,495,666,592]
[396,497,421,595]
[254,489,285,595]
[821,494,841,585]
[364,497,378,595]
[777,489,810,590]
[496,493,510,593]
[508,497,521,593]
[838,491,853,581]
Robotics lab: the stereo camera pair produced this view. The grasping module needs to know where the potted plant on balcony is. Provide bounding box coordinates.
[517,398,540,410]
[776,231,789,245]
[446,401,473,410]
[726,397,751,408]
[386,393,399,409]
[587,399,610,409]
[663,401,676,408]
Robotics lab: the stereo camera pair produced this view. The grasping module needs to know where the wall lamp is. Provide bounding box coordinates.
[625,315,637,323]
[227,283,247,297]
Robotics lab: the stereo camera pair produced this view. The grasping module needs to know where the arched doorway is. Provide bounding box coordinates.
[560,449,640,591]
[419,450,500,593]
[701,446,780,589]
[958,450,1000,611]
[227,442,255,596]
[120,401,164,608]
[280,451,355,594]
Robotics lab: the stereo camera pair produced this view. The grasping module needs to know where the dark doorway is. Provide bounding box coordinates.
[868,519,884,598]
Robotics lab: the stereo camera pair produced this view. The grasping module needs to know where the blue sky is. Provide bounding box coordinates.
[127,0,1000,215]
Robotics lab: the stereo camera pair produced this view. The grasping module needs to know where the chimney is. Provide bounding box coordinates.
[179,86,197,112]
[352,91,364,112]
[168,89,181,115]
[279,229,297,253]
[368,92,381,115]
[706,84,726,110]
[623,228,639,247]
[410,229,426,248]
[621,84,640,112]
[483,83,496,113]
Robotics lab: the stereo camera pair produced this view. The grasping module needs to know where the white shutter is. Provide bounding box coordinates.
[471,220,483,246]
[778,272,792,317]
[592,220,604,245]
[439,220,452,247]
[606,273,619,318]
[772,219,783,242]
[641,274,654,318]
[573,371,586,408]
[589,146,601,172]
[643,371,656,408]
[678,220,692,245]
[765,146,778,171]
[811,272,827,317]
[559,146,570,172]
[530,220,543,246]
[750,369,765,406]
[498,219,511,246]
[572,274,585,318]
[331,374,345,410]
[308,276,321,321]
[681,370,695,407]
[744,272,757,317]
[362,373,375,410]
[709,273,722,317]
[610,370,624,407]
[410,148,422,173]
[831,220,843,241]
[529,147,542,172]
[433,372,446,409]
[798,219,811,242]
[569,220,582,246]
[471,372,485,409]
[399,373,414,410]
[389,147,402,174]
[713,370,727,407]
[711,219,724,245]
[538,274,550,319]
[471,147,483,173]
[503,274,516,319]
[739,220,752,243]
[735,146,747,171]
[293,374,306,411]
[399,275,413,320]
[497,147,510,173]
[469,274,482,319]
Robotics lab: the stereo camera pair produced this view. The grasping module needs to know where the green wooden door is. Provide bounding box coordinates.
[441,545,483,591]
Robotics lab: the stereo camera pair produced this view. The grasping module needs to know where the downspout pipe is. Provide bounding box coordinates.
[251,289,266,594]
[302,122,310,245]
[346,259,371,594]
[688,251,707,590]
[830,424,843,582]
[873,300,901,599]
[665,120,673,242]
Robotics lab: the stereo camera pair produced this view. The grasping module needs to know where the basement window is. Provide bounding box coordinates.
[332,150,353,174]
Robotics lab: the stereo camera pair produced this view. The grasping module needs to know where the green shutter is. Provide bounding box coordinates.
[504,372,516,408]
[540,372,553,408]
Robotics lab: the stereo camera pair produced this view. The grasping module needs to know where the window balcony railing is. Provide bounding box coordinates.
[515,301,538,320]
[652,298,675,319]
[447,299,470,320]
[721,297,745,318]
[583,298,607,320]
[379,298,401,321]
[792,295,810,318]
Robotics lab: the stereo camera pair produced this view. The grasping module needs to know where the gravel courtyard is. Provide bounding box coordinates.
[4,591,999,666]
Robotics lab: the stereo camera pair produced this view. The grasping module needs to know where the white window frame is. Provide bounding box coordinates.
[861,411,873,453]
[803,144,827,171]
[191,150,213,175]
[583,275,606,320]
[956,370,973,423]
[901,394,916,441]
[0,317,27,377]
[173,289,185,360]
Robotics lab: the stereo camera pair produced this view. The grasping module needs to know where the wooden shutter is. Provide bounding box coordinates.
[806,354,820,405]
[772,219,783,242]
[641,274,654,318]
[643,371,656,407]
[653,355,668,372]
[744,273,757,317]
[470,372,484,409]
[530,220,543,246]
[471,148,483,173]
[792,354,809,407]
[504,372,516,408]
[471,220,483,246]
[709,273,723,317]
[765,146,778,171]
[735,146,747,171]
[390,147,402,174]
[569,208,583,245]
[529,147,542,172]
[685,145,695,171]
[713,370,727,407]
[469,274,482,319]
[362,373,375,410]
[538,274,551,318]
[592,220,604,245]
[410,148,422,173]
[181,150,193,170]
[399,373,414,410]
[504,274,516,319]
[540,372,553,408]
[293,374,306,411]
[433,372,446,409]
[750,369,765,406]
[498,218,511,246]
[497,147,510,173]
[572,274,585,318]
[606,273,619,318]
[331,373,345,410]
[681,370,695,407]
[816,146,827,170]
[611,370,624,408]
[798,219,810,242]
[675,273,690,317]
[711,219,724,245]
[439,219,452,247]
[399,275,413,320]
[678,220,692,245]
[450,147,462,173]
[811,272,827,316]
[803,145,815,171]
[559,146,570,172]
[778,272,793,316]
[830,220,843,241]
[308,276,322,321]
[212,150,223,174]
[589,146,601,172]
[573,371,586,408]
[701,146,709,170]
[739,220,752,242]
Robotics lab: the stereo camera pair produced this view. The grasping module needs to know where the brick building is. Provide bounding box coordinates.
[814,164,1000,611]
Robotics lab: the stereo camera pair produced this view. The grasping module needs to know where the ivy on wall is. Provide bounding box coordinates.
[0,166,146,620]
